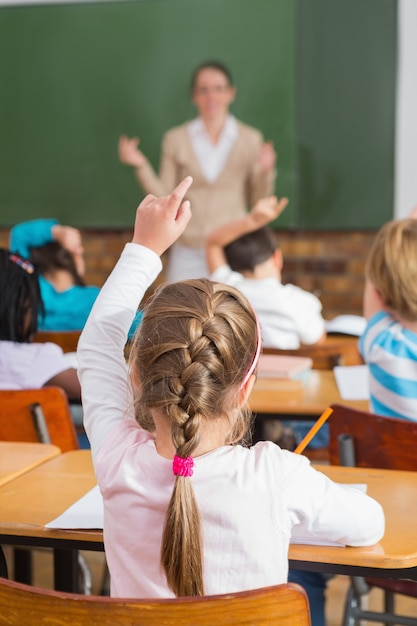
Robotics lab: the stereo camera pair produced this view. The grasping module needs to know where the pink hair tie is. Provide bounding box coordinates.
[173,455,194,477]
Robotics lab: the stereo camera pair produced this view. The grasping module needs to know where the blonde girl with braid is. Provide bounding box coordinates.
[78,176,384,599]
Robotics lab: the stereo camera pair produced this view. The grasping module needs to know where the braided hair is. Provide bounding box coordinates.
[0,249,43,342]
[129,278,258,597]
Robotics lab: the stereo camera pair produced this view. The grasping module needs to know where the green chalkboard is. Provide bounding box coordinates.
[296,0,397,229]
[0,0,295,227]
[0,0,397,229]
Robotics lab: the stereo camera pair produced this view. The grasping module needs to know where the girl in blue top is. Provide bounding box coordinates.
[10,218,142,336]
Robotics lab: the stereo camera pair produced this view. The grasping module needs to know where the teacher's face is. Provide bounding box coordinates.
[192,68,236,121]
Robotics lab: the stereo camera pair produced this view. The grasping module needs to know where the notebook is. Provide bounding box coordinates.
[257,354,312,380]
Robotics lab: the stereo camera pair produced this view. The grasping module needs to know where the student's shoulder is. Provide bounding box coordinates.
[359,311,399,355]
[210,264,243,286]
[282,283,322,307]
[4,341,64,365]
[235,440,310,474]
[70,284,100,299]
[40,278,99,301]
[362,310,393,337]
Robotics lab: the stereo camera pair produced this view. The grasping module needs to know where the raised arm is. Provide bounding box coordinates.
[206,196,288,273]
[78,177,192,458]
[247,139,277,206]
[10,218,58,259]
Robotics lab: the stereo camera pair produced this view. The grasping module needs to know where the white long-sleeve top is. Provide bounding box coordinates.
[78,243,385,598]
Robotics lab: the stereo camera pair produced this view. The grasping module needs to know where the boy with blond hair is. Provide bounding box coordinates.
[360,217,417,419]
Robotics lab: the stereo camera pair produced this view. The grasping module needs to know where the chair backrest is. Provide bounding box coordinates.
[33,330,81,353]
[0,387,79,452]
[0,578,311,626]
[263,336,363,370]
[328,403,417,470]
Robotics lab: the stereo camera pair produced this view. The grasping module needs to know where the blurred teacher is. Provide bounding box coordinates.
[118,60,276,281]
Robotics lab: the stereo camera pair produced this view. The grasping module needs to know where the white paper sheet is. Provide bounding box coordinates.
[45,485,103,529]
[325,315,366,336]
[334,365,370,401]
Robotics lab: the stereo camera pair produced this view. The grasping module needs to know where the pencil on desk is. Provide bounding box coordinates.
[294,407,333,455]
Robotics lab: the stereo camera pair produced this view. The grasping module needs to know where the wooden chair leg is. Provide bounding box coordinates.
[0,547,8,578]
[13,548,32,584]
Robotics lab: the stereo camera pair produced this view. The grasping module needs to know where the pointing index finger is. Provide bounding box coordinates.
[168,176,193,210]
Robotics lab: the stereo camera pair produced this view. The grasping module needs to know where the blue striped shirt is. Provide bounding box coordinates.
[359,311,417,421]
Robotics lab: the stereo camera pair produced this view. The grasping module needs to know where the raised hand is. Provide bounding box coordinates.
[132,176,193,256]
[249,195,288,228]
[257,141,277,172]
[52,225,84,256]
[118,135,147,168]
[51,225,85,277]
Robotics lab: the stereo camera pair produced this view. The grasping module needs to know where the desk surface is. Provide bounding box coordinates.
[250,370,369,415]
[0,442,60,487]
[0,450,417,580]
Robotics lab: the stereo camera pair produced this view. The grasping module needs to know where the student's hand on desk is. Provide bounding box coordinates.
[258,141,277,172]
[132,176,193,256]
[249,195,288,228]
[118,135,147,168]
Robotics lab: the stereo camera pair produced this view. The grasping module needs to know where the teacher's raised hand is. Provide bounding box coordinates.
[118,135,147,169]
[257,141,277,173]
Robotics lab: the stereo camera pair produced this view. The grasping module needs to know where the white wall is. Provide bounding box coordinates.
[394,0,417,217]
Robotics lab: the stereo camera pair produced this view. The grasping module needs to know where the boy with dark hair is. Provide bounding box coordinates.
[206,196,326,349]
[206,196,329,626]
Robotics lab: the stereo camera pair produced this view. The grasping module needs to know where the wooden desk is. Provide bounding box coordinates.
[290,464,417,578]
[0,450,99,591]
[0,442,60,487]
[250,370,369,415]
[263,334,363,370]
[1,451,417,590]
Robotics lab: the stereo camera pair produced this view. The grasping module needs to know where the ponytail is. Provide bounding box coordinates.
[161,473,204,597]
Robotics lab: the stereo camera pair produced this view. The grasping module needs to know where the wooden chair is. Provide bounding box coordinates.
[0,387,79,453]
[328,403,417,626]
[0,578,311,626]
[33,330,81,353]
[0,388,91,592]
[263,336,363,370]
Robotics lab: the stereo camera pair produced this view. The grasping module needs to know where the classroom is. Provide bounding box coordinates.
[0,0,415,315]
[0,0,417,625]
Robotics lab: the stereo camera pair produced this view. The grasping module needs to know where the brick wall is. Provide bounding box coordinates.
[0,227,376,320]
[275,229,376,319]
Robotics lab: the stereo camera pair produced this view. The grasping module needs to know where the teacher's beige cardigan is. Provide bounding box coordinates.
[134,120,276,249]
